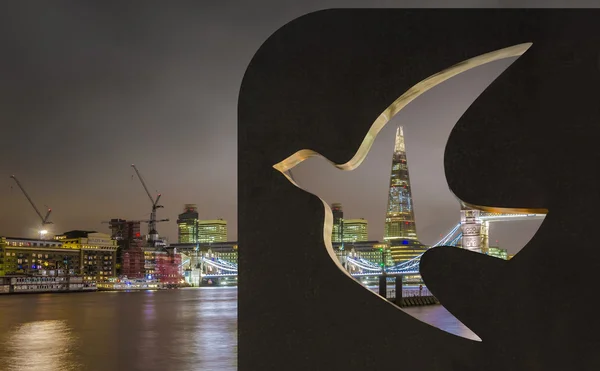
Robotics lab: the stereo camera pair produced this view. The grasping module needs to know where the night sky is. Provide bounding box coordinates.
[0,1,594,250]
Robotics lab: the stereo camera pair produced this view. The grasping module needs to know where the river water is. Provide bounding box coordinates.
[0,288,475,370]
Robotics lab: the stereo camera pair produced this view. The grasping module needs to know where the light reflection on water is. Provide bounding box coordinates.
[0,288,237,371]
[0,287,473,370]
[2,320,81,371]
[403,305,481,341]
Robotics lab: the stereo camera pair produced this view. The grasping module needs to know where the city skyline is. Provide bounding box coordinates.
[1,4,598,371]
[285,57,544,254]
[1,1,544,252]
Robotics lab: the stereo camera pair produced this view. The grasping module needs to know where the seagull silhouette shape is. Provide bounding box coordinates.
[273,42,547,338]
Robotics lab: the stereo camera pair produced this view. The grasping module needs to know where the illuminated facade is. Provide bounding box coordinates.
[342,219,368,243]
[139,247,183,282]
[384,126,419,243]
[482,246,509,260]
[334,241,393,267]
[121,247,145,278]
[383,126,422,262]
[389,239,428,263]
[203,243,238,265]
[177,204,199,243]
[329,204,368,244]
[154,250,183,284]
[0,232,117,280]
[0,236,80,276]
[331,203,344,243]
[198,219,227,243]
[171,241,238,265]
[56,231,118,279]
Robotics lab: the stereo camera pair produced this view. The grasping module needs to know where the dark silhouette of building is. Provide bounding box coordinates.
[106,219,142,275]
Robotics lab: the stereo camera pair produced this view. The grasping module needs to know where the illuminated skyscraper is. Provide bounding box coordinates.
[198,219,228,243]
[177,204,199,243]
[384,127,427,263]
[384,126,419,242]
[342,219,368,243]
[331,203,344,243]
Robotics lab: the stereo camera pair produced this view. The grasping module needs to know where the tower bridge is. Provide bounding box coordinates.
[180,126,546,282]
[184,210,544,281]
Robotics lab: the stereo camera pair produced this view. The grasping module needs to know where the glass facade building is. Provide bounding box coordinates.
[342,219,368,243]
[389,239,428,263]
[177,204,199,243]
[331,203,344,243]
[384,126,419,243]
[198,219,228,244]
[383,127,423,262]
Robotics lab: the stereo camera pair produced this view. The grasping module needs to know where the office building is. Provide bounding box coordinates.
[329,204,367,244]
[177,204,200,243]
[198,219,227,243]
[331,203,344,243]
[342,219,368,243]
[333,240,393,268]
[389,238,428,263]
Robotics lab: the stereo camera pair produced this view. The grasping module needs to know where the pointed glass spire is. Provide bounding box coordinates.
[384,126,419,247]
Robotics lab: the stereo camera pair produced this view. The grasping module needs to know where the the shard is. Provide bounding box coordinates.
[384,126,425,262]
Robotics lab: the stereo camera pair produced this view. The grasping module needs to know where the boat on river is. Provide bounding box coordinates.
[0,274,96,294]
[96,277,165,291]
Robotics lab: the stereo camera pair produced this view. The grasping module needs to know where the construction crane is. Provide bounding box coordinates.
[10,175,52,239]
[130,164,169,245]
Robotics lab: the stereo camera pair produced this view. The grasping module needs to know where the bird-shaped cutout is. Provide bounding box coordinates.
[273,43,547,340]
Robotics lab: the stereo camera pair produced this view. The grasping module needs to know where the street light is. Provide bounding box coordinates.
[39,230,48,240]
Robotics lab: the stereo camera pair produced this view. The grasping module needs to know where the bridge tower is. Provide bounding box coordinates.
[460,204,482,252]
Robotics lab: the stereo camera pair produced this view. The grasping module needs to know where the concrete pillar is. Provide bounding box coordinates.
[395,275,404,305]
[378,275,387,298]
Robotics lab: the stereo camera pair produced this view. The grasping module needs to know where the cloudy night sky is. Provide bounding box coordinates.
[0,1,594,253]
